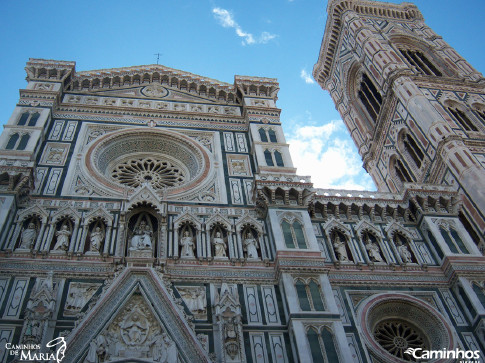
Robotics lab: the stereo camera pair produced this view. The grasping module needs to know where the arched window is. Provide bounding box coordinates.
[281,219,307,249]
[459,211,483,253]
[6,134,19,150]
[439,222,469,254]
[268,129,277,143]
[402,133,424,168]
[399,48,442,76]
[307,327,340,363]
[259,128,268,142]
[17,112,29,126]
[448,107,478,132]
[264,149,274,166]
[473,108,485,124]
[274,150,284,167]
[295,280,325,312]
[358,73,382,123]
[28,112,40,126]
[394,159,413,184]
[17,134,30,150]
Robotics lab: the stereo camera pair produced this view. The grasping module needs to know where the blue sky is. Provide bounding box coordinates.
[1,0,484,191]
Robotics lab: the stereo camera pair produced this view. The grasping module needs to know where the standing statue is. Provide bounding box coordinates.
[365,236,384,262]
[90,227,104,252]
[243,232,259,259]
[180,231,195,258]
[213,232,227,257]
[20,222,37,249]
[397,240,412,263]
[333,235,349,261]
[54,225,71,251]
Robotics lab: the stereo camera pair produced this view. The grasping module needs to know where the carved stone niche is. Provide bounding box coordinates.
[64,282,101,316]
[83,294,178,363]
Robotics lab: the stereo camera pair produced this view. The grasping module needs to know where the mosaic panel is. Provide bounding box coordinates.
[261,286,280,325]
[3,278,29,319]
[244,285,262,324]
[39,142,70,166]
[269,334,288,363]
[226,154,252,177]
[223,132,235,152]
[229,178,243,205]
[43,168,63,195]
[62,121,78,141]
[249,333,268,363]
[235,133,248,153]
[48,120,64,140]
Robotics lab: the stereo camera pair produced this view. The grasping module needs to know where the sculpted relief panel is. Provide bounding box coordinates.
[84,295,178,363]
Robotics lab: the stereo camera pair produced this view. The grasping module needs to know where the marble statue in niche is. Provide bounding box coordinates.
[333,235,349,262]
[89,227,104,253]
[54,225,71,251]
[213,231,227,258]
[20,222,37,249]
[180,230,195,258]
[397,240,412,263]
[243,232,259,259]
[364,233,384,262]
[130,220,153,250]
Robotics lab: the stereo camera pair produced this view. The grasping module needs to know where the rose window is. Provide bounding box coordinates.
[111,157,185,189]
[373,320,428,361]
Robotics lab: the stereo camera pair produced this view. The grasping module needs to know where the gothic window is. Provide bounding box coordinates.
[438,222,469,254]
[394,158,413,184]
[295,279,325,312]
[5,133,19,149]
[473,107,485,124]
[426,230,444,260]
[17,134,30,150]
[274,150,284,167]
[358,73,382,123]
[268,129,277,143]
[307,327,340,363]
[459,211,483,253]
[28,112,40,126]
[264,149,274,166]
[398,48,442,76]
[259,128,268,142]
[281,219,307,249]
[448,107,478,132]
[17,112,30,126]
[402,133,424,168]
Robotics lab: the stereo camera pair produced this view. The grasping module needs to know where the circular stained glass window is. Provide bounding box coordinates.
[111,157,185,189]
[374,319,428,361]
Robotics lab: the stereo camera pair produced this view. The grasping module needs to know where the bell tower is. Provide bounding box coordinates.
[314,0,485,247]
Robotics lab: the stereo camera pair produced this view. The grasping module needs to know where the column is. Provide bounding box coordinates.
[103,226,112,255]
[34,221,47,251]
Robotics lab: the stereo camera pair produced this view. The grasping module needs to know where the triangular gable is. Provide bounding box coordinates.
[205,212,232,230]
[125,185,165,213]
[64,268,210,363]
[235,214,263,234]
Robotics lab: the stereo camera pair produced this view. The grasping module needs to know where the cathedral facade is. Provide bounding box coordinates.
[0,0,484,362]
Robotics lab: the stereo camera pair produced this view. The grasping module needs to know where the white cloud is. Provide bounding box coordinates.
[287,121,375,191]
[212,7,276,46]
[300,69,315,84]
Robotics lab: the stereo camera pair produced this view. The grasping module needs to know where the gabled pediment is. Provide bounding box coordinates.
[67,64,239,105]
[64,268,210,363]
